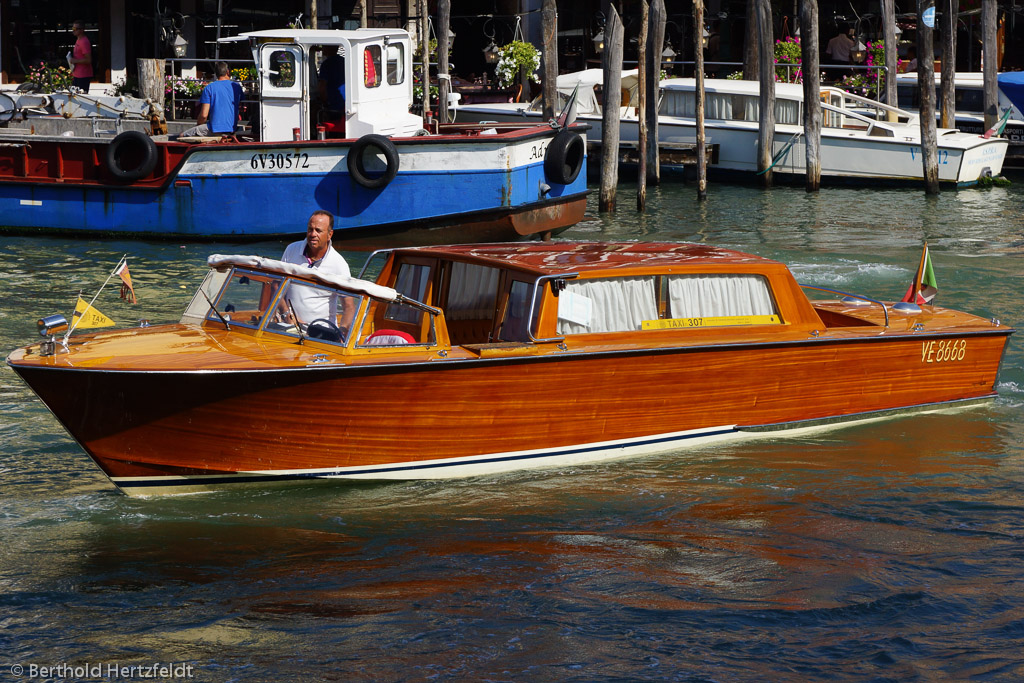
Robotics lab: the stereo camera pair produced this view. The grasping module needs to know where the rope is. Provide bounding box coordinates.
[756,129,802,175]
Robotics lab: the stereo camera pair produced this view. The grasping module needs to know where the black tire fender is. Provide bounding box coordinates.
[105,130,158,182]
[544,129,585,185]
[347,134,399,189]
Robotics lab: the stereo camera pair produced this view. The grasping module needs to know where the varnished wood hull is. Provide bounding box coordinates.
[11,330,1009,496]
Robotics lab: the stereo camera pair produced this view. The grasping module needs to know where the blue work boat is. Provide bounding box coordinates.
[0,29,588,245]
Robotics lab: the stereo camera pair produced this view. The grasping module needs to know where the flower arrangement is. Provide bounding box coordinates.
[774,37,803,83]
[25,61,73,93]
[837,40,887,98]
[494,40,540,89]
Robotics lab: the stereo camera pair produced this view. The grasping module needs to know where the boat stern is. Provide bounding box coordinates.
[954,136,1009,184]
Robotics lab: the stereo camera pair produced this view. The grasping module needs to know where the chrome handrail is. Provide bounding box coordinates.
[526,272,579,343]
[799,284,889,328]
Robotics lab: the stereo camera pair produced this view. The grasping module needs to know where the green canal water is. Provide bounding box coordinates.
[1,181,1023,681]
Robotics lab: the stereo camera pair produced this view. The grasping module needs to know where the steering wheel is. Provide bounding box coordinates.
[306,318,342,342]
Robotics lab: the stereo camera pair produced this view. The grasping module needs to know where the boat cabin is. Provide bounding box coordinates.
[183,243,922,362]
[224,28,423,142]
[659,79,920,137]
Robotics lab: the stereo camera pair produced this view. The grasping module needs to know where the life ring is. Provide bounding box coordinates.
[347,134,399,189]
[105,130,158,181]
[544,129,585,185]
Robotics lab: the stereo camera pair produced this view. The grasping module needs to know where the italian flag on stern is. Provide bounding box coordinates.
[901,243,938,305]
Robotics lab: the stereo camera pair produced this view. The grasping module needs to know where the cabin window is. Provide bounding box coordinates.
[556,277,658,335]
[386,43,405,85]
[364,45,382,87]
[666,274,777,321]
[210,269,282,330]
[497,280,542,342]
[385,262,430,324]
[268,50,297,88]
[358,300,437,347]
[266,281,361,345]
[446,262,500,320]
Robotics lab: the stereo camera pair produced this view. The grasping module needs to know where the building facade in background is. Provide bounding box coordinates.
[1,0,1021,89]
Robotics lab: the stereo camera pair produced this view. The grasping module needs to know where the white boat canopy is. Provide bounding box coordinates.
[207,255,399,301]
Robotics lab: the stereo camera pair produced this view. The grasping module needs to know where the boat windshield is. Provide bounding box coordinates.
[265,279,362,345]
[210,269,283,331]
[209,268,363,345]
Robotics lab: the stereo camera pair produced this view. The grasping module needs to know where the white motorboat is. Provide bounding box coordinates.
[456,70,1006,185]
[656,78,1007,185]
[452,69,705,167]
[895,72,1024,169]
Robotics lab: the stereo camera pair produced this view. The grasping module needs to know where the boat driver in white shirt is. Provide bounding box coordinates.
[279,210,353,333]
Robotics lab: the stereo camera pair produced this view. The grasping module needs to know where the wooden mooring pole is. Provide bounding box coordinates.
[542,0,558,121]
[438,0,451,124]
[981,0,998,130]
[634,0,651,211]
[882,0,898,110]
[743,0,759,80]
[800,0,821,191]
[646,0,666,185]
[755,0,774,186]
[599,7,624,212]
[940,0,957,129]
[917,0,940,194]
[138,59,165,105]
[419,0,431,126]
[694,0,707,199]
[637,0,648,212]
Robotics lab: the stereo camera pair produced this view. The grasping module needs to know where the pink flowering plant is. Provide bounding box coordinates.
[25,61,73,93]
[837,40,887,98]
[774,37,803,83]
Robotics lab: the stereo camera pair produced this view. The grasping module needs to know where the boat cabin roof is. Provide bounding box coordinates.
[390,242,780,276]
[224,27,405,47]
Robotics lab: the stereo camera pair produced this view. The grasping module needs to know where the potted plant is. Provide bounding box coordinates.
[494,40,541,98]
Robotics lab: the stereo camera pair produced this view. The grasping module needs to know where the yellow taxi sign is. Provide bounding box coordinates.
[642,314,781,330]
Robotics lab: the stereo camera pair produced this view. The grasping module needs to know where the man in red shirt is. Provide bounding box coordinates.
[69,20,93,92]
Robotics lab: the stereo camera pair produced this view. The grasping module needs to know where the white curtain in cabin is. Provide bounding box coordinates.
[775,99,801,125]
[667,274,775,318]
[557,277,658,335]
[661,91,696,118]
[742,95,759,121]
[447,262,500,320]
[705,94,732,120]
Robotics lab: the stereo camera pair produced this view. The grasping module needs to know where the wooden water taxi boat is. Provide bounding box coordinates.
[7,242,1013,496]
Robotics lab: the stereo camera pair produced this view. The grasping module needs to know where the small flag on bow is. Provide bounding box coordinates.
[72,296,115,329]
[901,243,938,305]
[115,259,137,303]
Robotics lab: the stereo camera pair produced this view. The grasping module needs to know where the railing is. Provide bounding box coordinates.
[663,60,890,102]
[162,57,258,121]
[799,284,890,327]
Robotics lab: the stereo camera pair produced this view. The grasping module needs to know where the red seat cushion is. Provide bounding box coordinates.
[365,329,415,345]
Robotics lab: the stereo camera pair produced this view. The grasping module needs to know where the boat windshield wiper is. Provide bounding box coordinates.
[200,288,231,330]
[286,298,307,344]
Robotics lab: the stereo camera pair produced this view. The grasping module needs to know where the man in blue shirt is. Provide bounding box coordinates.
[180,61,243,137]
[317,48,346,118]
